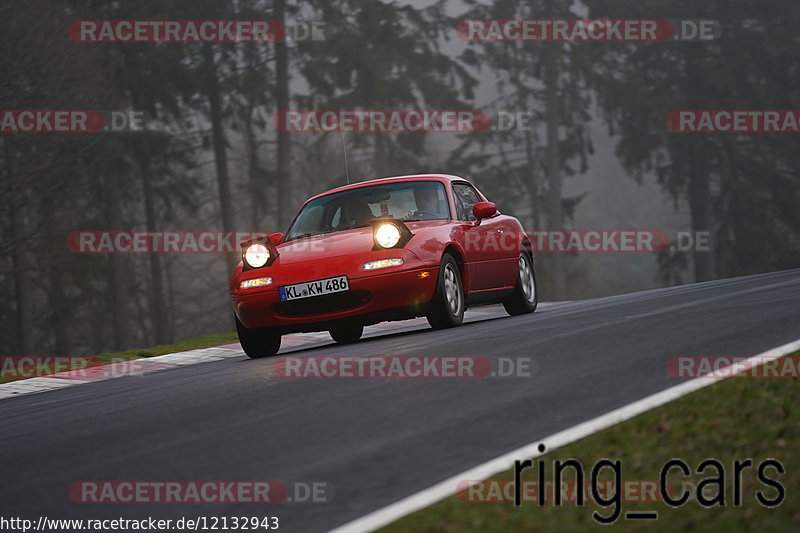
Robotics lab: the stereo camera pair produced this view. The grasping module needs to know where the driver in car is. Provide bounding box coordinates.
[337,198,375,230]
[407,183,446,220]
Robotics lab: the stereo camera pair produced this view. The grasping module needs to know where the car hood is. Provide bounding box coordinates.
[275,221,450,264]
[275,227,376,264]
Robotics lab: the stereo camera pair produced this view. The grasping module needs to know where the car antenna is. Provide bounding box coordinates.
[340,130,350,185]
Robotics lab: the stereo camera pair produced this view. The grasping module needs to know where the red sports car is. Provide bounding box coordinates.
[230,174,537,358]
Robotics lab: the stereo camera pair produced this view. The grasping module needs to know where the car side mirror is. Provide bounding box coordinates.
[473,202,497,222]
[268,232,285,245]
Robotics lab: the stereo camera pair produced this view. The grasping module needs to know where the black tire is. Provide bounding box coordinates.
[329,323,364,344]
[426,253,465,329]
[503,252,538,316]
[235,314,281,358]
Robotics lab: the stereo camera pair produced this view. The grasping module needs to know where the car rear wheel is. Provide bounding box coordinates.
[503,253,538,316]
[426,253,465,329]
[329,323,364,344]
[235,314,281,358]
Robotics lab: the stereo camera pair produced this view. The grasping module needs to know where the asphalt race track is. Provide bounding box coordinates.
[1,270,799,532]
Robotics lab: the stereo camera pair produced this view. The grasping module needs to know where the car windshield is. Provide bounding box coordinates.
[285,180,450,242]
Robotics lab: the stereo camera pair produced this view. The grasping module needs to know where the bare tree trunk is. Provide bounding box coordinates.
[203,44,237,274]
[4,140,35,354]
[203,44,235,235]
[136,142,169,344]
[524,129,541,230]
[9,192,34,354]
[688,149,715,281]
[244,110,263,230]
[275,0,292,230]
[106,164,133,350]
[544,45,566,299]
[48,265,68,354]
[44,211,69,353]
[510,43,541,232]
[684,53,716,283]
[164,256,177,340]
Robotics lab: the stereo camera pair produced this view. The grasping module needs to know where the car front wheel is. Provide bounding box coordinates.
[503,252,538,316]
[235,314,281,358]
[329,323,364,344]
[426,253,465,329]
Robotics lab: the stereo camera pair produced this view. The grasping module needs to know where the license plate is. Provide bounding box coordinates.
[279,276,349,301]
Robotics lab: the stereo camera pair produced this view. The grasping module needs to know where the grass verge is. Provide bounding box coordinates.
[381,352,800,532]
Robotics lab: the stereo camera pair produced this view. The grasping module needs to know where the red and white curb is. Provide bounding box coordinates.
[0,305,523,401]
[0,347,243,401]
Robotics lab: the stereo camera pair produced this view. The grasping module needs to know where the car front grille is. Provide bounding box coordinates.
[273,290,372,316]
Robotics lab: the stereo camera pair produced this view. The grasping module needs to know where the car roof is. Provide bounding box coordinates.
[306,174,469,202]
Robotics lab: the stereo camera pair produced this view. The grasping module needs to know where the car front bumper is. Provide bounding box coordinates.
[232,266,439,331]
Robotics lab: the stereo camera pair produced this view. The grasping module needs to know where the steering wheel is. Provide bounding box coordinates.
[412,210,439,219]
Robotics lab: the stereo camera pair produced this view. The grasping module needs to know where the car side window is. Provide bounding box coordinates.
[452,183,481,222]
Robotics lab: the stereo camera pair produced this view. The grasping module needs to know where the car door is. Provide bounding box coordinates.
[452,182,516,291]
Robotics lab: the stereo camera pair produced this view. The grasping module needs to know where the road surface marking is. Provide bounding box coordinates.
[328,337,800,533]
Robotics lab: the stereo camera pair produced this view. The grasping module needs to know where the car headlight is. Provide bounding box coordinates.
[244,243,270,268]
[375,223,401,249]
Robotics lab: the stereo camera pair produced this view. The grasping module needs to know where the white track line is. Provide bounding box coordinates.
[328,337,800,533]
